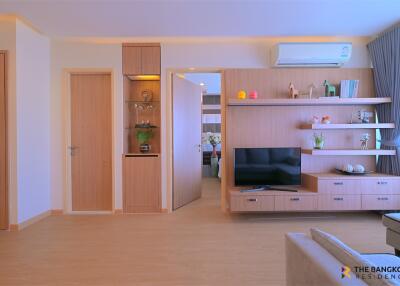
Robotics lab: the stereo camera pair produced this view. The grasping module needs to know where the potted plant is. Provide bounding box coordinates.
[313,133,325,149]
[136,129,153,153]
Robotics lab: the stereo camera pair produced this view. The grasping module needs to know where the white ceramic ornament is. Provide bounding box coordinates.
[342,164,354,172]
[354,164,365,173]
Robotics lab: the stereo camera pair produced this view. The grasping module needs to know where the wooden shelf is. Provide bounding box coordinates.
[302,149,396,156]
[300,123,395,130]
[228,97,392,106]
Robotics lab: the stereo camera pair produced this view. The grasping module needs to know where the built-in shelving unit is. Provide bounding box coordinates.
[228,97,392,106]
[300,123,395,130]
[202,104,221,110]
[302,149,396,156]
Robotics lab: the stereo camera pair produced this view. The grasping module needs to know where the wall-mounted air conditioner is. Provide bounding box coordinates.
[271,42,352,68]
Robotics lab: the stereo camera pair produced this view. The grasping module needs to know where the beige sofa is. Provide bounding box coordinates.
[286,228,400,286]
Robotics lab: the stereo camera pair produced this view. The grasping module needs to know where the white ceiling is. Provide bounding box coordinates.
[0,0,399,38]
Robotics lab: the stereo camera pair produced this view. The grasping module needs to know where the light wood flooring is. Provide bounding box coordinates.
[0,178,393,286]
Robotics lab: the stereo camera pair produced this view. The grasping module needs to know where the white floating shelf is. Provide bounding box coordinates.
[302,149,396,156]
[228,97,392,106]
[300,123,395,130]
[202,104,221,110]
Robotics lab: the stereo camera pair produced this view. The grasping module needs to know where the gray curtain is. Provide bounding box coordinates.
[367,25,400,175]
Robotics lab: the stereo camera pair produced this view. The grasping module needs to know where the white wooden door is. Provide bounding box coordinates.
[172,74,202,210]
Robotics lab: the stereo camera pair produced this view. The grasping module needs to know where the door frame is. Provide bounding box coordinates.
[0,51,8,229]
[166,68,226,213]
[63,68,116,214]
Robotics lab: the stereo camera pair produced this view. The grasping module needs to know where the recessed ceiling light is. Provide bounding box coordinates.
[200,82,205,86]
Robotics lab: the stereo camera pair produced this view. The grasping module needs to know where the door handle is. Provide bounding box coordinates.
[196,144,201,152]
[68,146,79,156]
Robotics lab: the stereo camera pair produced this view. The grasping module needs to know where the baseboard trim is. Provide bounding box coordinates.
[10,210,51,231]
[50,209,64,215]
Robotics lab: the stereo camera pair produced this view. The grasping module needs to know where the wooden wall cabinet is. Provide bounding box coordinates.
[123,155,161,213]
[122,44,161,75]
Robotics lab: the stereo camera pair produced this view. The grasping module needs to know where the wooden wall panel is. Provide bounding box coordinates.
[0,52,7,229]
[223,68,377,197]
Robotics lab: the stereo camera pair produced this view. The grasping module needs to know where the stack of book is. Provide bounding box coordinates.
[340,80,359,98]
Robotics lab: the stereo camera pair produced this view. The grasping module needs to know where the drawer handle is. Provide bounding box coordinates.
[377,197,389,201]
[290,198,300,201]
[333,197,344,201]
[334,182,344,186]
[247,198,258,202]
[378,181,388,185]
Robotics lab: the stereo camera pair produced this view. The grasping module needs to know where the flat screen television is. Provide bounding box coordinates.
[234,147,301,187]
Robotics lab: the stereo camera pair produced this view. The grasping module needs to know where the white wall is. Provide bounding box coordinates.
[15,20,51,223]
[49,37,372,211]
[50,40,123,210]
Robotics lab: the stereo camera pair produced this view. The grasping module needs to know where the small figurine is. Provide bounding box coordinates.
[237,90,247,99]
[310,116,319,124]
[321,115,331,124]
[249,90,258,99]
[289,83,299,99]
[358,110,374,123]
[360,133,370,150]
[323,80,336,97]
[308,83,316,99]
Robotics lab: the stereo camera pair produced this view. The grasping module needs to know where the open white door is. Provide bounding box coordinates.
[172,74,202,210]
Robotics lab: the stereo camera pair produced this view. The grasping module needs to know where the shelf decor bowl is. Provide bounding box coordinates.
[335,168,374,176]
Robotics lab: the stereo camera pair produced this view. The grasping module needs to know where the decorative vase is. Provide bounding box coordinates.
[210,157,219,177]
[211,145,217,158]
[139,143,151,153]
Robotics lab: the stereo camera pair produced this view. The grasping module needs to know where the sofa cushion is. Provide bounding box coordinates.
[310,228,392,286]
[383,213,400,234]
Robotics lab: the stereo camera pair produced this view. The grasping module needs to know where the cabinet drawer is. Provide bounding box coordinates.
[361,179,400,194]
[362,195,400,210]
[318,179,358,194]
[230,195,274,212]
[318,195,361,210]
[275,195,316,211]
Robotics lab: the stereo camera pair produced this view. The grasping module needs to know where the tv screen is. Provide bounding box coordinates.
[234,148,301,186]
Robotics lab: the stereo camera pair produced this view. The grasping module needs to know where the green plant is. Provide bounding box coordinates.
[205,132,221,147]
[136,129,153,145]
[313,132,325,149]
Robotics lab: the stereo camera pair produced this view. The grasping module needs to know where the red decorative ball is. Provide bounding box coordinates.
[249,90,258,99]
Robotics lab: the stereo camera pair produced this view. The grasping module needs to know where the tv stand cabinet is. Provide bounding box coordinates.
[229,173,400,212]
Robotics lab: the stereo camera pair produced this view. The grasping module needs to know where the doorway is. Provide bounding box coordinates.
[0,51,7,229]
[172,72,222,211]
[68,72,113,211]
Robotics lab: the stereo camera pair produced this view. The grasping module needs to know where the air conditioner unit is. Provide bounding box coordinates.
[271,42,352,67]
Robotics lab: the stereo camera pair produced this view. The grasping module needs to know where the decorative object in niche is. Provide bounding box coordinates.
[141,89,153,102]
[341,164,354,172]
[289,82,299,99]
[313,133,325,149]
[322,80,336,97]
[360,133,370,150]
[136,128,153,153]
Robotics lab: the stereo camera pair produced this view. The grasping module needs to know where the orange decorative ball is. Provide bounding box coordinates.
[237,90,247,99]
